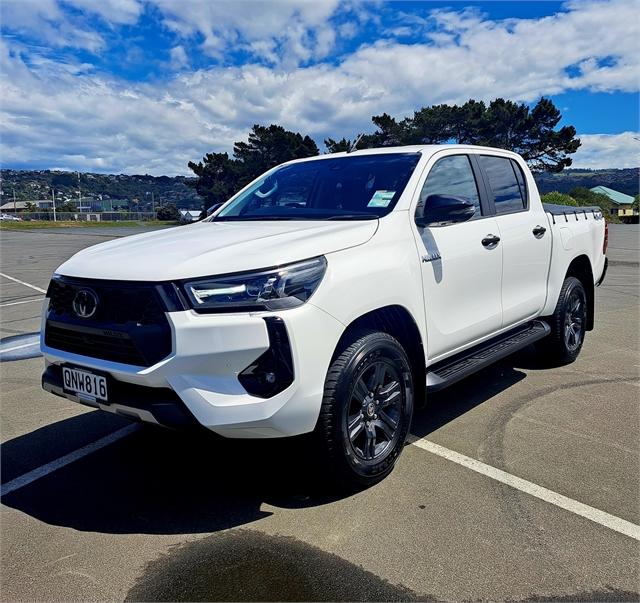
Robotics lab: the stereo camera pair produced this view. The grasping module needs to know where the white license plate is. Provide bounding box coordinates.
[62,367,108,401]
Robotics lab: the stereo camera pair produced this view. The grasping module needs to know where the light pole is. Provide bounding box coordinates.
[51,188,57,222]
[77,171,81,212]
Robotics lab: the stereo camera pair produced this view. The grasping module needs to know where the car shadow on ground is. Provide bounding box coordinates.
[410,347,542,438]
[1,348,540,537]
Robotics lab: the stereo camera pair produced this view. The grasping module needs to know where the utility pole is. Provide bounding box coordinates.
[77,171,81,212]
[13,188,16,214]
[52,188,57,222]
[152,191,155,214]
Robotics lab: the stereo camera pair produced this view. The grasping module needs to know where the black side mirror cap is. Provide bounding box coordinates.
[415,194,476,228]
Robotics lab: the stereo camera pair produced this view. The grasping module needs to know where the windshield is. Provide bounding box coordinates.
[212,153,421,221]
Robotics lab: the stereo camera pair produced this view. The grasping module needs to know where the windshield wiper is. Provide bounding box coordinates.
[325,214,379,220]
[213,216,299,221]
[213,213,379,222]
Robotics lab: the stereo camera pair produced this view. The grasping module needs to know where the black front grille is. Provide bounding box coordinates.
[45,322,147,366]
[48,278,165,325]
[44,277,174,367]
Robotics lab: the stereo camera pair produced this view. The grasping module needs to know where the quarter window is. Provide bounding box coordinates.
[511,159,528,206]
[417,155,481,220]
[479,155,527,214]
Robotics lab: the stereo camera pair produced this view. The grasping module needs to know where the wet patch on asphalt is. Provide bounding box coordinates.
[124,527,639,603]
[0,332,41,361]
[125,529,432,602]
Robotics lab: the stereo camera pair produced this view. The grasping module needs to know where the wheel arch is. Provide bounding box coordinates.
[333,305,426,405]
[564,254,595,331]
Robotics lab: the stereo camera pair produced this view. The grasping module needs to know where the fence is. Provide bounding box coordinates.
[16,212,158,222]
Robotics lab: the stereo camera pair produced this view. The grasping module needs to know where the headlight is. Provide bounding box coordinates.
[182,256,327,312]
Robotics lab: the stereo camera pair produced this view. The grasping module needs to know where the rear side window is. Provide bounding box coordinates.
[479,155,527,214]
[417,155,481,219]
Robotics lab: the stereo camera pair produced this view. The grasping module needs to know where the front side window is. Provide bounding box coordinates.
[416,155,481,219]
[213,153,421,221]
[479,155,527,214]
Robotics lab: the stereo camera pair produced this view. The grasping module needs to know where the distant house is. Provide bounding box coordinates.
[590,186,637,218]
[0,201,28,212]
[180,210,201,222]
[77,197,98,212]
[0,200,53,212]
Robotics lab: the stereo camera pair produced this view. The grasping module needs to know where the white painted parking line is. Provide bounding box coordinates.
[0,297,44,308]
[408,435,640,542]
[0,273,47,294]
[0,424,140,497]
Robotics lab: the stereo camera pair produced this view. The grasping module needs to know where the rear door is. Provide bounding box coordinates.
[412,153,503,361]
[477,154,552,327]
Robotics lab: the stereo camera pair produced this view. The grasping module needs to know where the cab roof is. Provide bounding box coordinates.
[284,144,522,166]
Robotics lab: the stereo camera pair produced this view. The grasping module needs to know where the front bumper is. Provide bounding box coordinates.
[41,302,344,438]
[42,364,200,429]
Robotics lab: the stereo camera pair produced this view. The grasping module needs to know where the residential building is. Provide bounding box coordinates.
[590,186,637,217]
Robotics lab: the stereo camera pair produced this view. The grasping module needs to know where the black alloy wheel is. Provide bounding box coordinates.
[564,288,586,352]
[537,276,588,365]
[316,330,414,489]
[346,359,404,462]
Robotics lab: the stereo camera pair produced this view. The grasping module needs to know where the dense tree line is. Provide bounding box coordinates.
[189,97,581,209]
[187,124,319,209]
[325,98,579,173]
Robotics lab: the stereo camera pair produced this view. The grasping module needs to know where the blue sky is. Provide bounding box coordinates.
[1,0,638,175]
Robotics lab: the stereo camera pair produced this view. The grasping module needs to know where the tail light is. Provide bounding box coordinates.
[603,221,609,255]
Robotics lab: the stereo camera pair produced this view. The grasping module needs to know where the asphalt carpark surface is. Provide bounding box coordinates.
[0,224,638,602]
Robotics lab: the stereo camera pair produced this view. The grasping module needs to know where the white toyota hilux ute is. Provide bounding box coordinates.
[41,145,608,487]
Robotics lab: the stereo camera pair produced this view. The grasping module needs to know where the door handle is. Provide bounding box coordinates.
[532,225,547,238]
[481,234,500,248]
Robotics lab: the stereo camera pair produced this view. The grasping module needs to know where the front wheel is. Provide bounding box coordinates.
[316,330,414,489]
[537,276,587,365]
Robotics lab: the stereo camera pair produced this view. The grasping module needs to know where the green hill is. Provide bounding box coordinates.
[534,168,639,197]
[0,169,200,211]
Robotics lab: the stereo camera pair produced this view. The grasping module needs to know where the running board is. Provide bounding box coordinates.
[426,320,550,392]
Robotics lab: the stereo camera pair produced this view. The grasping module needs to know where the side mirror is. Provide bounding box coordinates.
[415,194,476,227]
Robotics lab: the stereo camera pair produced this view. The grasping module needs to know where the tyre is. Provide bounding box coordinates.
[316,330,414,489]
[537,276,588,365]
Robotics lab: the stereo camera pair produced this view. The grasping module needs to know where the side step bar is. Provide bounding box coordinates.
[426,320,551,393]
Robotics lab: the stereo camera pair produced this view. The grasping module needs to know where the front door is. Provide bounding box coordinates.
[413,154,503,361]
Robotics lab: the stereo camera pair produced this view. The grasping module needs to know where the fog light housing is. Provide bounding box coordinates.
[238,317,293,398]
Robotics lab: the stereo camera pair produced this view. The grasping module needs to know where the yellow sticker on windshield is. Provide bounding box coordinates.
[367,190,395,208]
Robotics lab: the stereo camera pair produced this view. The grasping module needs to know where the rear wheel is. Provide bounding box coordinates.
[316,330,413,489]
[537,276,587,365]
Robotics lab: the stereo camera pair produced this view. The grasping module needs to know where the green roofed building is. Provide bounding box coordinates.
[590,186,636,218]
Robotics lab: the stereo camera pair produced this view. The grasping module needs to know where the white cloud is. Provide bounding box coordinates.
[0,0,638,174]
[1,0,104,51]
[572,132,640,169]
[63,0,144,25]
[169,45,189,70]
[150,0,342,66]
[344,0,640,106]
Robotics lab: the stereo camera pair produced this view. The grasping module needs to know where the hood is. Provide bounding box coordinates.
[56,219,378,281]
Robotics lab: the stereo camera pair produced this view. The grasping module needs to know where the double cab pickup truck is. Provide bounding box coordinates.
[41,145,608,487]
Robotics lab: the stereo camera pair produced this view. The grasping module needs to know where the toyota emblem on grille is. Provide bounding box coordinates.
[72,288,98,319]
